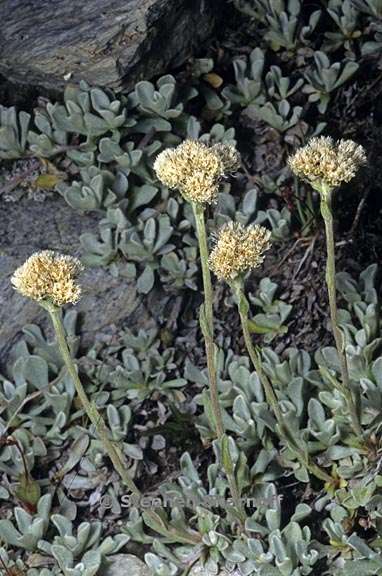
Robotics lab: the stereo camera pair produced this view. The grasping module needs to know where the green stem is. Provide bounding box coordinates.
[235,285,333,484]
[320,195,364,441]
[47,305,200,545]
[193,203,223,438]
[192,203,247,524]
[48,306,141,495]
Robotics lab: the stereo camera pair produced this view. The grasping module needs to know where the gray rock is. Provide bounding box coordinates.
[0,0,223,93]
[0,194,156,363]
[104,554,150,576]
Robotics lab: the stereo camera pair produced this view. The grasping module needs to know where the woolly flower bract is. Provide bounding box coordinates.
[288,137,366,194]
[12,251,83,306]
[153,140,239,204]
[209,222,271,282]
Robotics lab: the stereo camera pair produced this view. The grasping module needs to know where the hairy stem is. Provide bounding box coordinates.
[192,203,247,524]
[193,203,223,437]
[235,285,333,484]
[320,195,363,441]
[47,305,200,545]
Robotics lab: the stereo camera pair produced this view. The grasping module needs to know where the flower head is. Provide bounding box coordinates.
[212,143,241,173]
[288,136,366,195]
[209,222,271,282]
[152,148,180,190]
[154,140,239,204]
[11,251,83,307]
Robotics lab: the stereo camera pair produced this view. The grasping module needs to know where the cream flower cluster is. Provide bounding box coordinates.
[209,222,271,282]
[12,251,83,306]
[288,136,366,194]
[154,140,240,204]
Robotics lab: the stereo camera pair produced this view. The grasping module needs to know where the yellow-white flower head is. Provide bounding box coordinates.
[11,251,83,307]
[153,140,239,204]
[209,222,271,282]
[288,136,366,195]
[212,143,241,173]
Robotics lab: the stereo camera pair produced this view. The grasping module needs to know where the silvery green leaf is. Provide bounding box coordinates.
[137,266,155,294]
[80,550,102,575]
[161,378,187,389]
[98,533,130,555]
[200,85,226,111]
[23,355,49,389]
[0,520,23,547]
[67,149,95,166]
[347,533,376,558]
[90,88,111,111]
[265,485,280,531]
[125,444,144,460]
[130,185,158,211]
[57,435,89,479]
[340,559,382,575]
[145,553,178,576]
[52,544,74,570]
[107,404,121,429]
[97,137,124,162]
[325,445,358,459]
[290,503,312,523]
[180,452,202,485]
[233,395,252,422]
[269,532,287,561]
[14,507,32,534]
[334,61,359,88]
[0,486,9,499]
[0,106,31,158]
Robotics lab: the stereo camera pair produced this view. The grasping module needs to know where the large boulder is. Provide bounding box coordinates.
[0,0,223,94]
[0,193,164,364]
